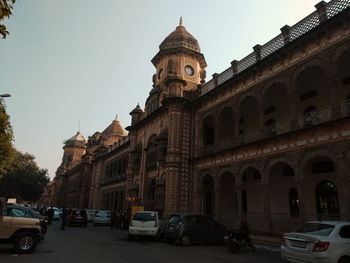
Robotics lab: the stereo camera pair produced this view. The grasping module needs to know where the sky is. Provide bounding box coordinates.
[0,0,322,179]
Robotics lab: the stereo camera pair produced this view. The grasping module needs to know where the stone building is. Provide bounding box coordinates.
[53,0,350,234]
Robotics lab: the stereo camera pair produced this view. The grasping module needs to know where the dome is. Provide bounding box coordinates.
[65,131,87,148]
[159,17,200,53]
[101,116,128,137]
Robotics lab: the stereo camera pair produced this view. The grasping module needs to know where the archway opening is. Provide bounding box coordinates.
[202,175,215,217]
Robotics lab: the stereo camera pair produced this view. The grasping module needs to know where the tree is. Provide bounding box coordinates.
[0,150,50,202]
[0,0,16,39]
[0,99,14,179]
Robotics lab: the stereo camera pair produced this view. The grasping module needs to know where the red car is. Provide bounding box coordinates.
[67,209,87,227]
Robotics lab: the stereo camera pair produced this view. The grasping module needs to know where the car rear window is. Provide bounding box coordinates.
[169,215,182,224]
[97,211,110,216]
[295,223,335,236]
[133,212,156,221]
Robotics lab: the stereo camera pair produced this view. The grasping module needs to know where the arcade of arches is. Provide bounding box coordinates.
[197,151,350,234]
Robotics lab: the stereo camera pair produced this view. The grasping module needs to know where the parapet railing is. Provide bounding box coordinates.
[201,0,350,95]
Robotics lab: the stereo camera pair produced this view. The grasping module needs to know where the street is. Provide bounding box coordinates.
[0,221,283,263]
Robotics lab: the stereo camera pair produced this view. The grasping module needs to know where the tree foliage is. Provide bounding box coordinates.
[0,150,50,202]
[0,0,16,39]
[0,100,14,178]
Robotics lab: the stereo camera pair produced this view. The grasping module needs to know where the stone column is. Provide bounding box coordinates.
[261,183,272,233]
[214,177,221,222]
[235,185,243,228]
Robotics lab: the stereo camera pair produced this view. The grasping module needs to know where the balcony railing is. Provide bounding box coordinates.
[200,105,346,156]
[200,0,350,96]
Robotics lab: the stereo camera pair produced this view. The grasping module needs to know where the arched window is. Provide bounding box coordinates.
[289,188,299,217]
[203,116,215,146]
[316,181,340,219]
[303,106,319,127]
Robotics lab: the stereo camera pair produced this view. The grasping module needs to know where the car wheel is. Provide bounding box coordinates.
[180,234,191,246]
[13,231,38,254]
[339,258,350,263]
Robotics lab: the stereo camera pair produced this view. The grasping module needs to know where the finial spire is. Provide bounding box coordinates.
[115,114,118,120]
[78,121,80,133]
[179,16,183,26]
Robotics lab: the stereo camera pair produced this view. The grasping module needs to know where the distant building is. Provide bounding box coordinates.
[39,181,55,206]
[53,0,350,234]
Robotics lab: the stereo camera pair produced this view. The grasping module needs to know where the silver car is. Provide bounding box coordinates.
[281,221,350,263]
[93,210,111,225]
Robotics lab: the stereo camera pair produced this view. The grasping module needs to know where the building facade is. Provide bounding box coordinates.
[53,0,350,234]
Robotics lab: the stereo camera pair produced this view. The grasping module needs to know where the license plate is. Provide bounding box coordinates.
[291,241,306,248]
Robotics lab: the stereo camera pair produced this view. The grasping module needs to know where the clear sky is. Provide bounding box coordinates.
[0,0,321,179]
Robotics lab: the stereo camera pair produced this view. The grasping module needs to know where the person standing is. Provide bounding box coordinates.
[48,206,54,225]
[61,207,67,231]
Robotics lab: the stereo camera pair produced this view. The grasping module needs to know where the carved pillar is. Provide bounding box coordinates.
[253,44,262,61]
[315,1,328,23]
[280,25,291,44]
[231,60,238,75]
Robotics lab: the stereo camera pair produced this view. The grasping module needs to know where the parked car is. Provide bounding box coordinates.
[281,221,350,263]
[128,211,165,240]
[52,208,61,220]
[85,209,96,222]
[93,210,111,225]
[0,198,43,253]
[67,209,87,227]
[165,213,226,246]
[6,204,48,235]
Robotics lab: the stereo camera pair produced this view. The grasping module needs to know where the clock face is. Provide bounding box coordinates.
[185,65,194,76]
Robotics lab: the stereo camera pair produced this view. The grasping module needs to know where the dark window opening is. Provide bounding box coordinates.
[316,180,340,219]
[343,76,350,86]
[312,161,334,174]
[242,175,247,182]
[253,171,261,180]
[300,90,318,101]
[283,166,295,177]
[239,118,245,124]
[289,188,299,217]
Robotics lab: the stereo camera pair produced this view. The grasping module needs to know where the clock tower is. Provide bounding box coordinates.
[149,18,207,216]
[151,17,207,96]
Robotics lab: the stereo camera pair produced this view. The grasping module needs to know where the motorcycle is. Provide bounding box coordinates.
[225,223,255,254]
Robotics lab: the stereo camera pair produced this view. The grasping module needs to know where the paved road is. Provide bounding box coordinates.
[0,221,283,263]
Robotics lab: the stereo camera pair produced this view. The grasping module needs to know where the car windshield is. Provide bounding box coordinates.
[169,215,182,224]
[295,223,335,236]
[133,212,156,221]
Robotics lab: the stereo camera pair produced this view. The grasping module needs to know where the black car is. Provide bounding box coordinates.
[165,213,226,246]
[6,205,48,236]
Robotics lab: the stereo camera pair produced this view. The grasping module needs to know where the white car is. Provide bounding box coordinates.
[128,211,165,240]
[93,210,111,225]
[281,221,350,263]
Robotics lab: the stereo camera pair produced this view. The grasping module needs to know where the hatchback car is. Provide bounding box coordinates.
[281,221,350,263]
[165,213,226,246]
[93,210,111,225]
[67,209,87,227]
[128,211,165,240]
